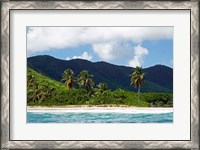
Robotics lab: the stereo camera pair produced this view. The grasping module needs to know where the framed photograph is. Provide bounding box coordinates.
[1,0,199,149]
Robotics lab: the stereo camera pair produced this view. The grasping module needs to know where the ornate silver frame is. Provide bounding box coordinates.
[1,1,199,149]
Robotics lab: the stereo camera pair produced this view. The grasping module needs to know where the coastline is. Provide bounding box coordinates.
[27,105,173,114]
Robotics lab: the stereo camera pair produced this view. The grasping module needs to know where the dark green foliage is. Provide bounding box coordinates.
[27,55,173,93]
[61,69,75,90]
[95,83,107,96]
[77,70,94,95]
[130,66,145,102]
[141,93,173,107]
[27,68,173,107]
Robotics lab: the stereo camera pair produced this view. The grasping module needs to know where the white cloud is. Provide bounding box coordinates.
[66,51,92,61]
[27,27,83,52]
[65,57,71,60]
[27,27,173,52]
[129,45,149,67]
[92,41,132,61]
[93,43,114,61]
[27,27,172,66]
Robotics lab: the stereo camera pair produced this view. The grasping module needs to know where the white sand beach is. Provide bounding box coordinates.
[27,106,173,114]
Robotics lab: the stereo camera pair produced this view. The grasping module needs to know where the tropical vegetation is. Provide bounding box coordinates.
[130,66,145,103]
[77,70,94,95]
[61,69,75,90]
[28,55,173,93]
[27,67,173,107]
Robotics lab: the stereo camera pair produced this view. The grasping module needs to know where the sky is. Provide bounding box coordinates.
[27,27,173,68]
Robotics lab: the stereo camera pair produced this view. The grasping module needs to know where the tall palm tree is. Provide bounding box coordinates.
[61,69,75,90]
[77,70,94,95]
[130,66,145,103]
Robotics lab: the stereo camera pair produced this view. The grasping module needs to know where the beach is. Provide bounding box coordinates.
[27,106,173,114]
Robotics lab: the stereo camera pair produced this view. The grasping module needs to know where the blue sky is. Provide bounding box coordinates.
[27,27,173,68]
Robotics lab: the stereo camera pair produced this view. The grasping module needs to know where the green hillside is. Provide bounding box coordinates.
[27,68,173,107]
[28,55,173,93]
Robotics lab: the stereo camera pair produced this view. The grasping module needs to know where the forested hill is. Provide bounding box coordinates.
[27,55,173,93]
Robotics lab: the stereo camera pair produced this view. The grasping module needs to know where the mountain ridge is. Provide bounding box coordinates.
[27,55,173,93]
[29,55,173,69]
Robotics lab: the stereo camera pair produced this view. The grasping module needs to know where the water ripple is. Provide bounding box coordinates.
[27,112,173,123]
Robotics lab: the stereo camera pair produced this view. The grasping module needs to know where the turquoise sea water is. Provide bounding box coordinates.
[27,112,173,123]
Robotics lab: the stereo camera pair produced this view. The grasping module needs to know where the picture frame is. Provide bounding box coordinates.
[1,0,199,149]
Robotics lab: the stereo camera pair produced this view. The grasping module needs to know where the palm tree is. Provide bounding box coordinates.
[42,83,57,99]
[29,82,57,103]
[61,69,75,90]
[30,85,44,103]
[130,66,145,103]
[30,84,45,102]
[97,83,107,95]
[77,70,94,95]
[27,74,37,88]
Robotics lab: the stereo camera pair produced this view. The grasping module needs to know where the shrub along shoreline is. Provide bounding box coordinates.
[28,89,173,107]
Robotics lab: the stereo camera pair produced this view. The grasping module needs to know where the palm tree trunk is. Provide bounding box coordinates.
[138,84,140,104]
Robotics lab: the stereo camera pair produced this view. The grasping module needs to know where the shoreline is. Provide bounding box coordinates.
[27,105,173,114]
[27,105,173,109]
